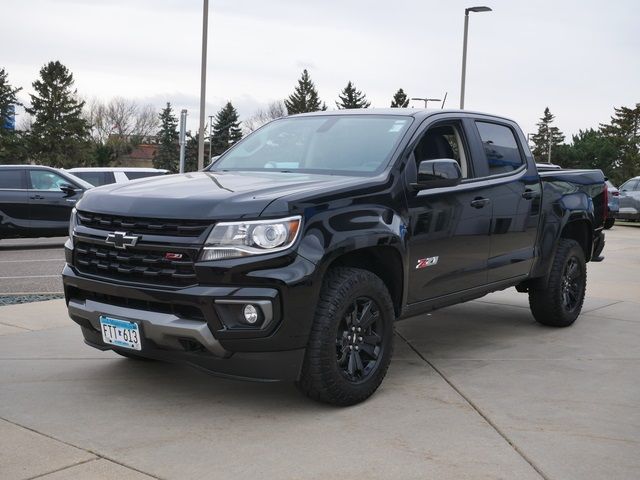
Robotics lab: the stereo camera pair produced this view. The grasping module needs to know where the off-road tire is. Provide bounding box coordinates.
[529,238,587,327]
[296,267,395,406]
[604,218,615,229]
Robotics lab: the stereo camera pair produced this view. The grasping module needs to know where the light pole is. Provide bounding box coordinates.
[179,109,188,174]
[460,6,492,109]
[197,0,209,171]
[411,97,442,109]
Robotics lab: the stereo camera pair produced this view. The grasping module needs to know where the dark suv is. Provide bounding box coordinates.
[0,165,92,239]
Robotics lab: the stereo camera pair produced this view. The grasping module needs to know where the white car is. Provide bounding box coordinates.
[67,167,169,187]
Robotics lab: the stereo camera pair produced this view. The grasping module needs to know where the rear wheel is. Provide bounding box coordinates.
[296,267,394,406]
[529,238,586,327]
[604,218,615,229]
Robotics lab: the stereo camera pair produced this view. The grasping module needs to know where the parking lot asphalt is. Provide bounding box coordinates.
[0,225,639,480]
[0,237,66,294]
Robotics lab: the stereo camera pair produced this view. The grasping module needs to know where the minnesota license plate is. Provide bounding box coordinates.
[99,316,142,351]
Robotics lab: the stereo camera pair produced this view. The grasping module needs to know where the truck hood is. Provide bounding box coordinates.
[76,171,367,219]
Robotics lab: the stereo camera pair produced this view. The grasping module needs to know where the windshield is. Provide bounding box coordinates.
[209,115,412,175]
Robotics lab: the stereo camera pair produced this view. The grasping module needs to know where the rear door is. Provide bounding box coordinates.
[469,119,542,283]
[404,115,493,303]
[27,169,82,235]
[0,168,29,236]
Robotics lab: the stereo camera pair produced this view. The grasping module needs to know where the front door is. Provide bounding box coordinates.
[27,169,81,235]
[405,119,493,304]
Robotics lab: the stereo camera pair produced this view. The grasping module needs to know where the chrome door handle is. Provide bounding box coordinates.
[470,197,490,209]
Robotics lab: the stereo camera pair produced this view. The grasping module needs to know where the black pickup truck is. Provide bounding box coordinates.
[62,109,607,405]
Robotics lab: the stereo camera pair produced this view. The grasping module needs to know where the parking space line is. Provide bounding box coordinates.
[395,330,550,480]
[0,275,60,279]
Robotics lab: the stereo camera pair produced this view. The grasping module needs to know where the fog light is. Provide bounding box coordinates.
[243,304,259,324]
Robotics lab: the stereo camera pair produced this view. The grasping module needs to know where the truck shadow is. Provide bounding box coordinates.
[88,297,546,413]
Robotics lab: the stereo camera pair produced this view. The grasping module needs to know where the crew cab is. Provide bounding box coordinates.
[62,109,607,405]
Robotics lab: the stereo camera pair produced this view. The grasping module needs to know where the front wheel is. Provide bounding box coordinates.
[529,238,587,327]
[296,267,395,406]
[604,218,615,229]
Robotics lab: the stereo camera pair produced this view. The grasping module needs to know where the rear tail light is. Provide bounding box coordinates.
[612,191,620,197]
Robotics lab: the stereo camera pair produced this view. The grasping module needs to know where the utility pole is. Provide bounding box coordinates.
[179,109,187,173]
[197,0,209,171]
[208,114,214,165]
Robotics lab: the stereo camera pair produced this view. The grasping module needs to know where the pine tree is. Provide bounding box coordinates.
[0,68,26,164]
[284,69,326,114]
[390,88,409,108]
[25,61,92,167]
[530,107,565,163]
[600,104,640,182]
[153,102,179,172]
[336,81,371,109]
[211,102,242,155]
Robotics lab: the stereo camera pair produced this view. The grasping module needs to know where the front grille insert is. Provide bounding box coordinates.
[77,211,211,237]
[74,241,197,287]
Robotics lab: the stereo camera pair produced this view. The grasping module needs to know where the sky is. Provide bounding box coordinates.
[3,0,639,139]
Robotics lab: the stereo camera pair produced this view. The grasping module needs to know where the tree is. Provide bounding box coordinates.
[530,107,565,163]
[600,103,640,183]
[554,129,619,181]
[243,100,286,133]
[184,130,213,172]
[85,97,158,166]
[153,102,179,172]
[336,81,370,109]
[25,61,92,167]
[210,101,242,155]
[390,88,409,108]
[0,67,26,164]
[285,69,326,114]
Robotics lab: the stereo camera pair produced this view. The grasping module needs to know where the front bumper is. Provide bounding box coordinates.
[62,248,319,381]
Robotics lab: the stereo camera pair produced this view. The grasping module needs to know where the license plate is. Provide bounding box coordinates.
[99,316,142,351]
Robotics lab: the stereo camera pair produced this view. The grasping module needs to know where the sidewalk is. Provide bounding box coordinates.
[1,226,638,479]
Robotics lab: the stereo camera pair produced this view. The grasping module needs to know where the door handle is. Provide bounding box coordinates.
[522,189,540,200]
[470,197,490,209]
[29,195,45,200]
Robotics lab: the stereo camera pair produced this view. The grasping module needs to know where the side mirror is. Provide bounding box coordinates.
[413,159,462,189]
[59,183,81,196]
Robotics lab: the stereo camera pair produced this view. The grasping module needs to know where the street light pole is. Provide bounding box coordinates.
[460,6,492,109]
[179,109,188,174]
[197,0,209,171]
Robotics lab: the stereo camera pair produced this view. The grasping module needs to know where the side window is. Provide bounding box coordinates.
[621,180,639,191]
[413,124,471,178]
[475,122,524,175]
[29,170,70,191]
[0,169,24,189]
[73,172,114,186]
[125,171,162,180]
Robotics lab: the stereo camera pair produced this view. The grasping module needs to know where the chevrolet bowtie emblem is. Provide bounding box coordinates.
[105,231,140,250]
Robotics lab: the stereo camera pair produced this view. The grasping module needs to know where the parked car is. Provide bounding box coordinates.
[0,165,92,239]
[67,167,169,187]
[617,176,640,222]
[605,180,619,229]
[63,109,607,405]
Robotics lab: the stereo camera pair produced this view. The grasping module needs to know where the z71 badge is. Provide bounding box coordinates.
[416,256,439,269]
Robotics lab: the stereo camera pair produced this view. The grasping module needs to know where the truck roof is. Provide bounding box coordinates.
[291,108,518,124]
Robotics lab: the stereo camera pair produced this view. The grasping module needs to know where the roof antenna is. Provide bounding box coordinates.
[441,92,448,109]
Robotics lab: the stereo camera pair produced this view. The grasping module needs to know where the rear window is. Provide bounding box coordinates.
[475,122,524,175]
[124,171,165,180]
[0,169,24,189]
[74,171,115,187]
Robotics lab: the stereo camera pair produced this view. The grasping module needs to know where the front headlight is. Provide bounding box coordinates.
[200,215,302,261]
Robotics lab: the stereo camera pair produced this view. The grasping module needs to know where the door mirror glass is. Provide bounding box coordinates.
[415,159,462,189]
